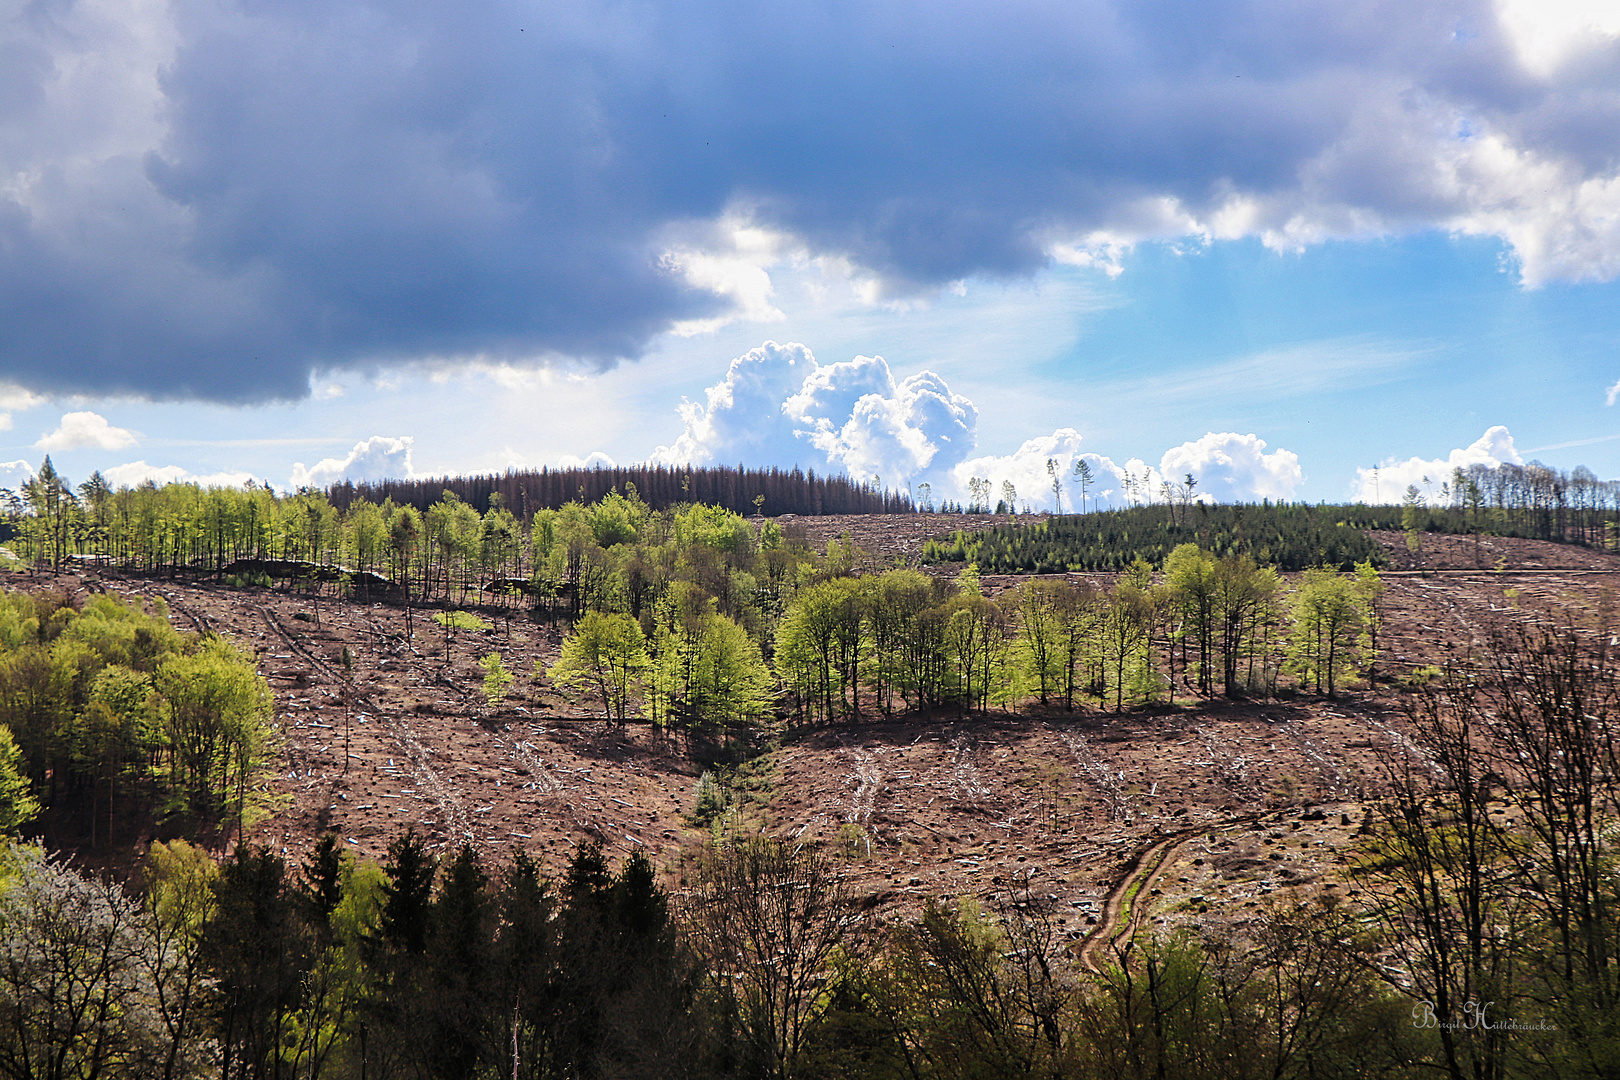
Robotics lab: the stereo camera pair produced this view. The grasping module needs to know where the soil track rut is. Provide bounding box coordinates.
[1077,814,1268,973]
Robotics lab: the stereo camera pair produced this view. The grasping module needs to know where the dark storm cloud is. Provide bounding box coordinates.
[1,0,1616,401]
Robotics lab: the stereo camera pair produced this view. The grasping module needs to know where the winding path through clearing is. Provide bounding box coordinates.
[1076,814,1269,973]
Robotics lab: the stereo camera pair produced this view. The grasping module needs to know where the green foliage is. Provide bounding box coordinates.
[671,502,756,556]
[1402,484,1426,556]
[0,589,276,838]
[225,572,274,588]
[775,576,867,722]
[691,769,732,828]
[1285,567,1366,696]
[0,726,38,835]
[154,637,277,818]
[549,611,649,723]
[925,502,1391,573]
[1402,664,1445,687]
[432,610,491,632]
[478,652,514,704]
[649,597,774,735]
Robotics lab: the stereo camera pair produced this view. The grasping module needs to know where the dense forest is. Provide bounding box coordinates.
[0,618,1614,1079]
[0,590,276,849]
[326,463,910,517]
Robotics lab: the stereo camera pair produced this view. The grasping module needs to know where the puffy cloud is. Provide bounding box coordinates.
[35,412,138,452]
[102,461,259,489]
[0,386,45,434]
[651,341,976,489]
[290,436,415,489]
[1350,425,1523,503]
[0,461,34,493]
[952,429,1169,511]
[954,429,1090,512]
[954,429,1309,509]
[556,452,617,470]
[650,342,821,468]
[1607,377,1620,406]
[789,361,977,486]
[5,0,1620,399]
[1158,432,1304,502]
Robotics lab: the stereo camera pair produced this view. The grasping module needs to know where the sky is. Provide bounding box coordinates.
[1,0,1618,510]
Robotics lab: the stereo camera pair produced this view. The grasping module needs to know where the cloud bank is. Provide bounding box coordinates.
[1159,433,1304,503]
[1350,425,1523,503]
[5,0,1620,399]
[952,430,1305,511]
[651,342,977,487]
[657,344,1307,508]
[101,462,260,490]
[290,436,416,489]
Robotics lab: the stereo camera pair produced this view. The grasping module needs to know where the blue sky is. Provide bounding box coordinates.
[1,0,1617,508]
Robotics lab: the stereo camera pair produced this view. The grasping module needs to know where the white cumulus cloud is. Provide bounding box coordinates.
[650,341,977,491]
[650,341,821,468]
[954,429,1306,510]
[101,461,260,490]
[35,412,138,452]
[954,429,1096,512]
[953,430,1169,512]
[290,436,416,489]
[557,452,617,470]
[1351,425,1523,503]
[1158,432,1304,502]
[789,360,977,486]
[0,461,35,494]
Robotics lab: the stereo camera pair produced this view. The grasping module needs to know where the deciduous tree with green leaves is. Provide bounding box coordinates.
[548,612,649,724]
[0,725,38,836]
[1286,568,1364,696]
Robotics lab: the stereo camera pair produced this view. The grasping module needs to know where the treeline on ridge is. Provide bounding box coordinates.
[326,462,910,517]
[10,477,1396,751]
[10,460,904,601]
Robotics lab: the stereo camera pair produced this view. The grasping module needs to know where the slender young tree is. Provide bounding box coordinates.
[1072,459,1095,514]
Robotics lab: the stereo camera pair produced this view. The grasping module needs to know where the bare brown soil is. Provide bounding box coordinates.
[20,523,1618,940]
[782,511,1045,565]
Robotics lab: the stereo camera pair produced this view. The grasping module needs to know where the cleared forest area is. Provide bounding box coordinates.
[1,510,1617,1078]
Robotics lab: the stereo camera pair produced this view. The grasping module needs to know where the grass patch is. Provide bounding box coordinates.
[434,610,493,631]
